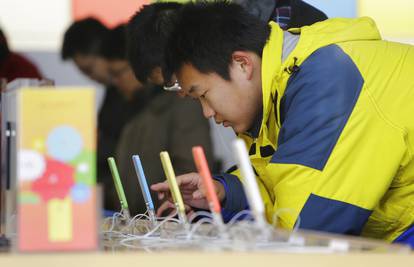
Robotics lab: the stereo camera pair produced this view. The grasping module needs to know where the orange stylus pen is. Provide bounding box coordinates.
[192,146,222,214]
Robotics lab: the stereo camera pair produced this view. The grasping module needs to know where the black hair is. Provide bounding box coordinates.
[61,17,108,60]
[101,24,127,60]
[127,2,182,83]
[165,1,270,81]
[0,28,10,61]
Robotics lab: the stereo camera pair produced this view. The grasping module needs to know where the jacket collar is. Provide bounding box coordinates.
[246,109,263,139]
[261,22,284,133]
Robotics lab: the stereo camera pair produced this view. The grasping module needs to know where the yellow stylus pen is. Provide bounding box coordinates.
[159,151,187,224]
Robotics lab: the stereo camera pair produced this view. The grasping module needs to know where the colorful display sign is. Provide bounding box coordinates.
[17,88,98,251]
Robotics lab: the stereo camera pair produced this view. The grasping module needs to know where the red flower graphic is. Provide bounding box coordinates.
[31,158,75,201]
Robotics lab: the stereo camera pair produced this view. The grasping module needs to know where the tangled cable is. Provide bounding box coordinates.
[100,207,316,252]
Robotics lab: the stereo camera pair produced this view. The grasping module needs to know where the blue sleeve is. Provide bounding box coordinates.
[213,173,249,223]
[394,224,414,249]
[299,194,371,235]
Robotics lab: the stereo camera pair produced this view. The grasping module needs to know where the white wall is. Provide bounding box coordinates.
[0,1,108,107]
[0,0,72,51]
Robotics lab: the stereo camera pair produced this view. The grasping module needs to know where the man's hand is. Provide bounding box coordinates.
[150,172,225,217]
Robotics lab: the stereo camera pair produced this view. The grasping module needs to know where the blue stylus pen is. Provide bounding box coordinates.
[132,155,156,224]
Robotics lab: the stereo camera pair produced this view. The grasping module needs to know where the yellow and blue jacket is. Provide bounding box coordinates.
[215,17,414,246]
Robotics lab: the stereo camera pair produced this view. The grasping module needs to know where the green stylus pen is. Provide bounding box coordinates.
[107,157,130,218]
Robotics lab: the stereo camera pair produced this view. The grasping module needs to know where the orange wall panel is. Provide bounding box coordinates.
[72,0,150,27]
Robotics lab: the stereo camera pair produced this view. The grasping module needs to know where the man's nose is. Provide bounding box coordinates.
[200,99,215,119]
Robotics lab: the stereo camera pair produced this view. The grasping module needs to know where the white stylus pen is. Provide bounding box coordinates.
[232,138,266,227]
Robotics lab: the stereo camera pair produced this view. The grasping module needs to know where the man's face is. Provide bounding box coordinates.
[176,56,262,134]
[108,60,143,99]
[73,54,110,84]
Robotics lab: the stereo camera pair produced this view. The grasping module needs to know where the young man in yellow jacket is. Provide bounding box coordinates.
[151,1,414,247]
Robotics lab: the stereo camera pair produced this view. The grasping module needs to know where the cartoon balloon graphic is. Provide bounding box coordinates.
[18,150,46,181]
[71,184,91,203]
[46,126,83,162]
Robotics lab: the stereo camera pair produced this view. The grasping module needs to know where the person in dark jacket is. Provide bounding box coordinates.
[0,28,42,82]
[61,18,132,211]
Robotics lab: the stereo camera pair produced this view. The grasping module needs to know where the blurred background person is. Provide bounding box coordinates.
[127,2,181,90]
[101,25,147,106]
[0,28,42,82]
[61,18,132,212]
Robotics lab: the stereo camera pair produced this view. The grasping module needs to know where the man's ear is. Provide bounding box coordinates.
[231,51,255,80]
